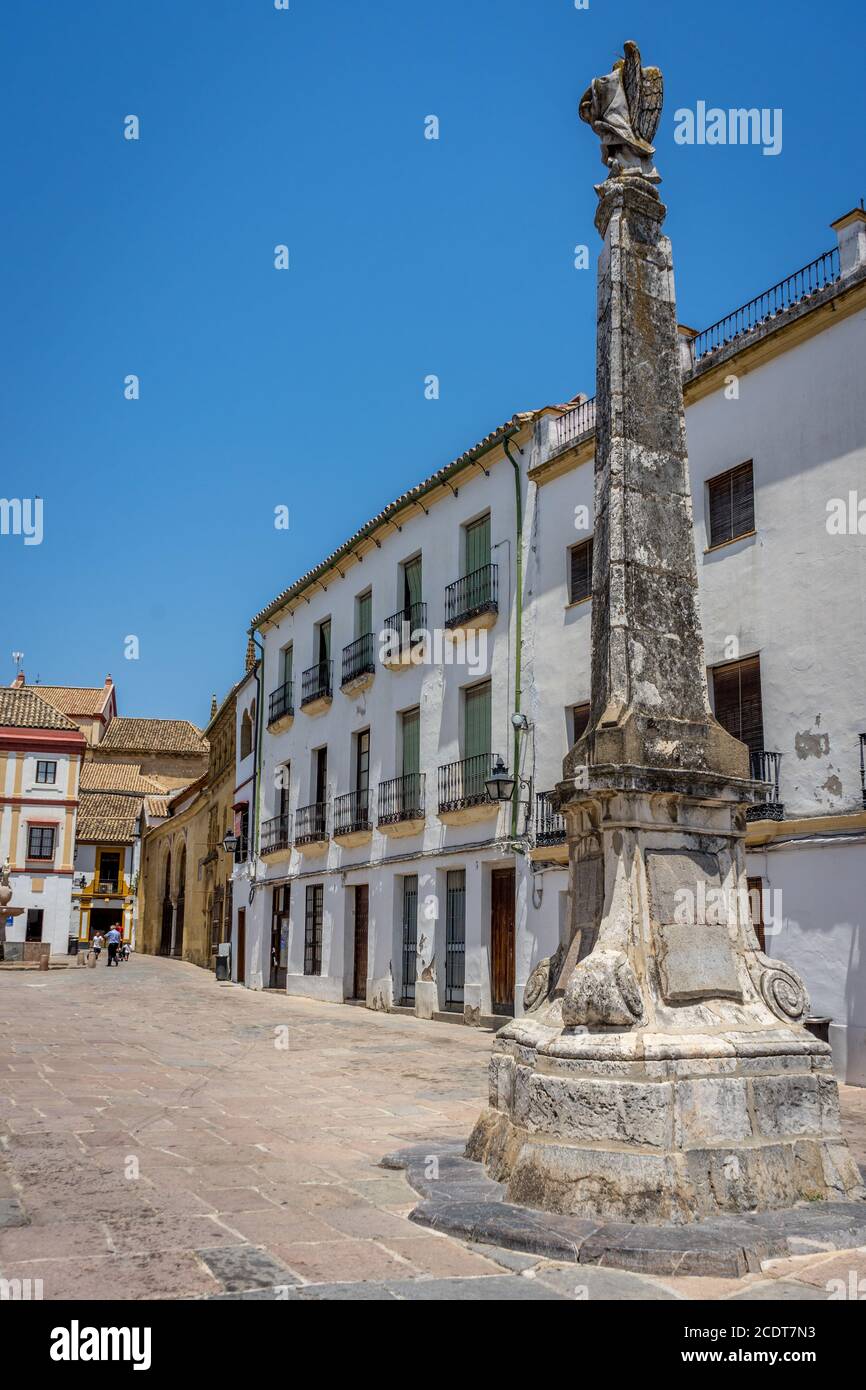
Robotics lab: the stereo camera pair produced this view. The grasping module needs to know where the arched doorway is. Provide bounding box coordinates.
[174,846,186,958]
[159,852,173,956]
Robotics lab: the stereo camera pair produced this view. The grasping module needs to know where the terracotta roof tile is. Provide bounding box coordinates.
[76,792,141,844]
[0,689,79,731]
[21,685,112,718]
[79,762,165,795]
[100,718,209,755]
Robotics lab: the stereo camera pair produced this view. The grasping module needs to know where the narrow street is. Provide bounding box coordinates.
[1,956,864,1301]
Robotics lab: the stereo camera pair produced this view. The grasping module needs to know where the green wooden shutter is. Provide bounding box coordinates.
[464,682,492,759]
[356,592,372,638]
[403,556,422,611]
[402,708,420,777]
[465,515,491,575]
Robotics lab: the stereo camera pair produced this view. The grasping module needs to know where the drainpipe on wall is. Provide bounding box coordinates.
[503,432,524,840]
[251,629,266,894]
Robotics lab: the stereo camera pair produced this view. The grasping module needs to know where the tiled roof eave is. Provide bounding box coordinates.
[249,413,535,631]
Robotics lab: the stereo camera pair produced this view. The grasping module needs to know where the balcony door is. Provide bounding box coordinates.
[352,884,368,1001]
[402,556,422,617]
[463,681,491,801]
[490,867,515,1016]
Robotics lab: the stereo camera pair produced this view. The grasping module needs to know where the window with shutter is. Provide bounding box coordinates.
[465,515,491,575]
[711,656,764,756]
[401,708,420,777]
[355,591,372,639]
[568,538,593,604]
[570,702,591,744]
[463,682,492,760]
[403,556,422,612]
[707,462,754,547]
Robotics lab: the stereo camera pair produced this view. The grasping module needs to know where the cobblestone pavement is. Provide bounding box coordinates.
[1,955,864,1301]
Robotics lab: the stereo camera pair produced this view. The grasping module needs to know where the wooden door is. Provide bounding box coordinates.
[353,885,368,1000]
[236,908,246,985]
[491,867,515,1014]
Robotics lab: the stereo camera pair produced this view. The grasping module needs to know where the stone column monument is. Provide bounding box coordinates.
[468,43,863,1222]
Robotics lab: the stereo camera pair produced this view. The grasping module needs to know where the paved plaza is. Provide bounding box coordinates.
[1,956,864,1301]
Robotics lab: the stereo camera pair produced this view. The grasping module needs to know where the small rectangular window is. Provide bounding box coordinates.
[27,825,56,860]
[36,760,57,784]
[707,462,754,547]
[568,538,593,604]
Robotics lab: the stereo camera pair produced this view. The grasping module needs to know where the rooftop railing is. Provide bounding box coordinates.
[552,396,597,453]
[692,248,841,362]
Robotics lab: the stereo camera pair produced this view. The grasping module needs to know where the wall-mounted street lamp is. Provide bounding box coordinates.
[221,830,239,855]
[485,755,517,804]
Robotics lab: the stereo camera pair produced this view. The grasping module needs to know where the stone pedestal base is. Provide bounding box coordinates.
[467,1034,863,1224]
[467,773,864,1223]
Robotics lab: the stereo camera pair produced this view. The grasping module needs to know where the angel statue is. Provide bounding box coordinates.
[579,41,663,183]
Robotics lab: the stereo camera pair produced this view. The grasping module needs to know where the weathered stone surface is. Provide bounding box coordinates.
[675,1077,753,1148]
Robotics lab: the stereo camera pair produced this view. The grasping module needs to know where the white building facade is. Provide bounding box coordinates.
[232,208,866,1084]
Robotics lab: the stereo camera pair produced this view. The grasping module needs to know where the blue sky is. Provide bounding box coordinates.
[2,0,864,725]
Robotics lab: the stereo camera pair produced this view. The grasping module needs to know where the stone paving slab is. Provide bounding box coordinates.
[2,955,865,1302]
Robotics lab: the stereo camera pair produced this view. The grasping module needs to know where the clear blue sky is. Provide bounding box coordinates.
[2,0,864,725]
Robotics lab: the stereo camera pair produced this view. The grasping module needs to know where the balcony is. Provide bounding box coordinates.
[300,660,333,715]
[377,772,425,837]
[438,753,500,823]
[333,789,372,846]
[267,679,294,732]
[294,801,329,852]
[444,564,498,635]
[260,812,292,861]
[746,751,784,823]
[535,792,566,845]
[381,602,427,670]
[341,633,376,695]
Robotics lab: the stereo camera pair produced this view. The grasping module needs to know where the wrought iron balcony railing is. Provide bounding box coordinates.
[444,563,498,629]
[300,660,333,706]
[438,753,498,813]
[294,801,328,845]
[693,249,841,362]
[552,396,597,454]
[534,791,566,846]
[260,813,291,856]
[378,771,425,826]
[268,679,294,725]
[341,633,376,687]
[382,601,427,654]
[746,751,784,822]
[333,789,371,837]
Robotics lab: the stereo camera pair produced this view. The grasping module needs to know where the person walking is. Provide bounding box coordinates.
[91,932,104,963]
[106,924,121,967]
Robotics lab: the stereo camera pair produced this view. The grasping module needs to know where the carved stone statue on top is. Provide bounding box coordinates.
[579,40,663,183]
